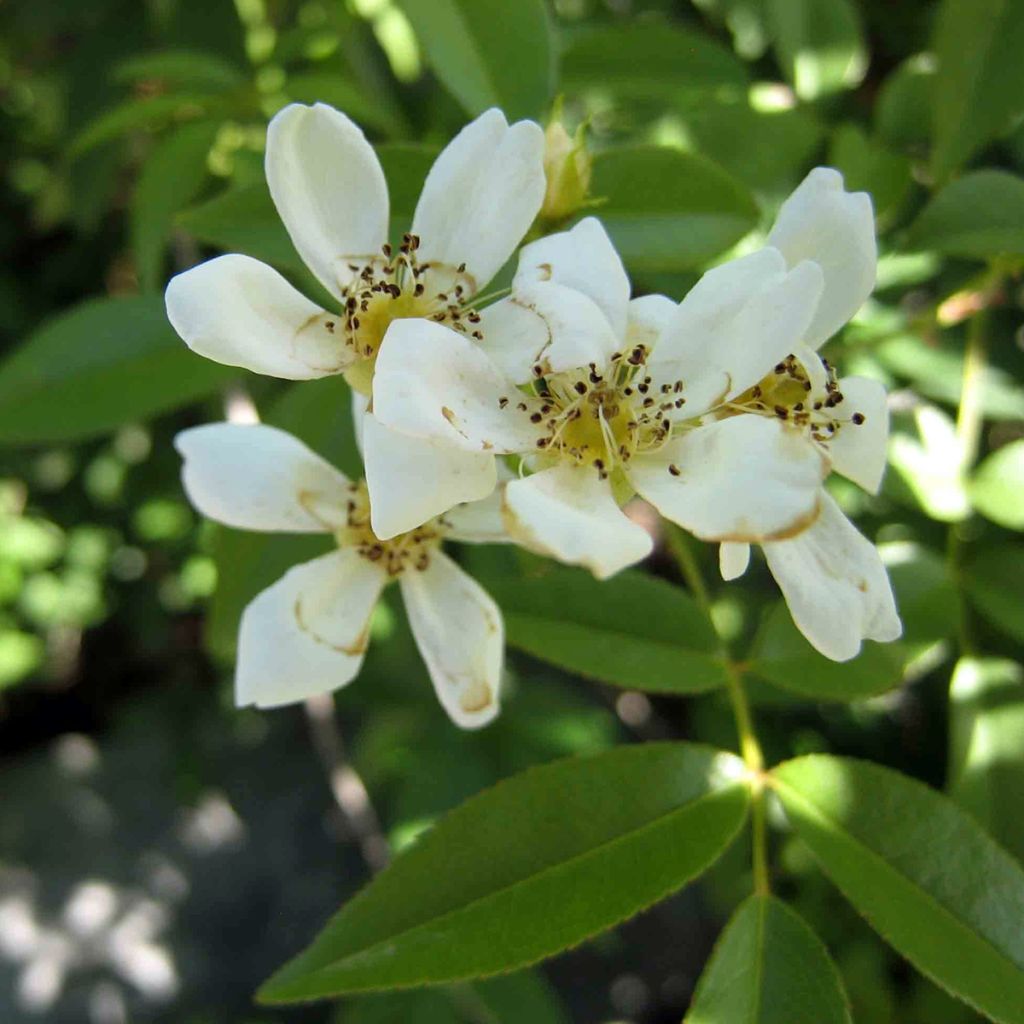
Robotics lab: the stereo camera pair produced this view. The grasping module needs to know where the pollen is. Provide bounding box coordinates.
[524,345,684,478]
[337,481,445,577]
[339,234,480,395]
[728,352,866,451]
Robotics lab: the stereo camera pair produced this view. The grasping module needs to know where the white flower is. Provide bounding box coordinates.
[174,422,508,728]
[368,167,902,657]
[165,104,546,531]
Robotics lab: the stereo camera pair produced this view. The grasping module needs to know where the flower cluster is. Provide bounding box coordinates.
[167,102,901,727]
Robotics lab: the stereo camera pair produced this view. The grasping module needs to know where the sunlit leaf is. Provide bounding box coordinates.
[486,565,727,694]
[398,0,554,120]
[930,0,1024,180]
[748,602,906,701]
[589,147,758,272]
[970,439,1024,529]
[765,0,867,101]
[0,295,232,445]
[259,743,749,1001]
[773,755,1024,1024]
[686,894,852,1023]
[908,170,1024,259]
[948,657,1024,862]
[563,21,746,98]
[888,404,970,521]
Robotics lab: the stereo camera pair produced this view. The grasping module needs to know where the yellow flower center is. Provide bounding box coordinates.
[336,481,445,576]
[523,344,685,478]
[338,233,481,395]
[727,353,867,446]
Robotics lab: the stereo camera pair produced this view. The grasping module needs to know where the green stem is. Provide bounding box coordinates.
[668,526,769,894]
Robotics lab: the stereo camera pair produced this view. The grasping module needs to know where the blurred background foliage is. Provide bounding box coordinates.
[0,0,1022,1021]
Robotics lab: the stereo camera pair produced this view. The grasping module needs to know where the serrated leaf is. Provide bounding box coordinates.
[949,657,1024,863]
[0,295,232,445]
[398,0,554,120]
[132,119,219,292]
[930,0,1024,180]
[259,743,749,1002]
[963,544,1024,644]
[686,894,852,1023]
[589,147,758,272]
[749,602,906,700]
[908,170,1024,260]
[562,21,746,97]
[772,755,1024,1024]
[970,439,1024,528]
[766,0,867,102]
[486,565,727,694]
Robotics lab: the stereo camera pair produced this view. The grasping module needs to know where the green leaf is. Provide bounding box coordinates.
[931,0,1024,181]
[749,602,906,701]
[686,894,852,1023]
[677,97,824,196]
[589,147,758,272]
[879,541,958,647]
[828,124,912,222]
[398,0,554,120]
[970,439,1024,529]
[69,93,217,159]
[772,755,1024,1024]
[259,743,749,1002]
[177,182,308,277]
[949,657,1024,863]
[907,170,1024,260]
[205,376,359,659]
[963,544,1024,644]
[486,565,727,694]
[875,54,935,152]
[284,73,407,137]
[113,49,246,91]
[132,119,219,292]
[765,0,867,102]
[0,295,232,445]
[562,21,746,98]
[376,143,441,239]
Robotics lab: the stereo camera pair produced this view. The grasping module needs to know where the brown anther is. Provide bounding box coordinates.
[668,464,681,477]
[852,412,865,425]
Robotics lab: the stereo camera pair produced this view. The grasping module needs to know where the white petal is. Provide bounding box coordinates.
[442,485,512,544]
[265,103,388,300]
[175,423,350,532]
[498,280,621,376]
[829,375,890,494]
[514,217,631,339]
[362,413,497,540]
[166,254,346,379]
[720,542,750,581]
[372,318,543,453]
[763,492,902,662]
[412,110,545,291]
[627,415,827,542]
[236,548,386,708]
[351,389,370,460]
[652,249,824,415]
[400,551,503,728]
[767,167,876,349]
[503,464,652,579]
[627,293,678,353]
[475,294,552,383]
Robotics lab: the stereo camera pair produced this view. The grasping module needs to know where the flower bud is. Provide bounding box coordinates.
[540,117,592,224]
